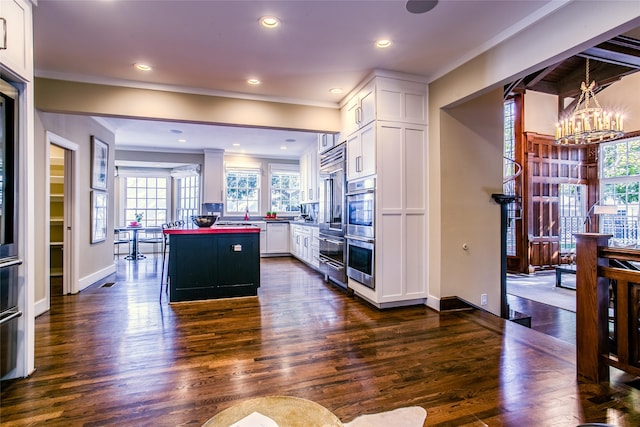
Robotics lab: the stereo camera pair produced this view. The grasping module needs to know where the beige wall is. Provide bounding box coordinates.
[596,72,640,132]
[428,1,638,314]
[36,112,116,295]
[524,72,640,135]
[439,89,504,312]
[35,78,342,134]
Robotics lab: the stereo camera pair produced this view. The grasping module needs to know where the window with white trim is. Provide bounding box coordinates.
[270,164,300,213]
[124,176,168,227]
[599,137,640,245]
[176,175,200,223]
[225,168,260,215]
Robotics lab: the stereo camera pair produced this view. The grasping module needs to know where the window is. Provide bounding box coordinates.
[270,165,300,213]
[503,97,517,256]
[559,183,586,251]
[124,177,168,227]
[225,168,260,214]
[176,175,200,223]
[600,137,640,245]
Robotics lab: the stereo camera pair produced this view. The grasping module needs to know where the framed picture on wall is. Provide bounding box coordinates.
[91,136,108,190]
[91,190,108,244]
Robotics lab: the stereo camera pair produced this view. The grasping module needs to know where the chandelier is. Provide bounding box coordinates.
[554,58,624,145]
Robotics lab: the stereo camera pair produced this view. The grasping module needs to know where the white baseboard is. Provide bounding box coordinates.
[34,298,49,317]
[79,263,116,291]
[426,294,440,311]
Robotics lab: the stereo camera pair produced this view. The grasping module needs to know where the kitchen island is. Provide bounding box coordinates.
[163,225,260,303]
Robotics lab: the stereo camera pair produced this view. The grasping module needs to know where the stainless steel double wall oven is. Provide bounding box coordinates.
[318,143,347,287]
[345,177,375,289]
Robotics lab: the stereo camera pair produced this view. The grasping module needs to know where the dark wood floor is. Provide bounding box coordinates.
[2,256,639,426]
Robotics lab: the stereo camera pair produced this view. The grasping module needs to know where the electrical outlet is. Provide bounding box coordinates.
[480,293,488,306]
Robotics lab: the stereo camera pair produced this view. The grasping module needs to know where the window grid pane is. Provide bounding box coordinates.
[503,98,517,256]
[124,176,167,227]
[176,175,200,223]
[270,171,300,213]
[225,169,260,214]
[600,137,640,246]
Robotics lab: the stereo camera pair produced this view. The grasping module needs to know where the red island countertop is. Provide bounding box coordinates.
[163,225,260,235]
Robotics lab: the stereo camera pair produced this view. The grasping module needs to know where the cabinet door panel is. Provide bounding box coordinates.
[170,235,215,290]
[217,234,259,287]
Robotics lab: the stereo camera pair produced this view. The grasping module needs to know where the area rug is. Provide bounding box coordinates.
[507,272,576,312]
[343,406,427,427]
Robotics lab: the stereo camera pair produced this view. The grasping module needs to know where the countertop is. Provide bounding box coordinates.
[163,225,261,234]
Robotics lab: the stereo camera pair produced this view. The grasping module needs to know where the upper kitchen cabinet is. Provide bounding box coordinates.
[0,0,33,80]
[341,75,427,138]
[300,145,319,203]
[341,80,376,137]
[317,133,336,154]
[375,77,427,125]
[346,122,375,181]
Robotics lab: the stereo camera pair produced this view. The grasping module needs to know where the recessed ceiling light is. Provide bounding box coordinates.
[247,78,261,85]
[330,88,344,94]
[375,39,392,48]
[135,63,152,71]
[178,139,186,143]
[280,146,287,150]
[232,143,241,147]
[259,16,280,28]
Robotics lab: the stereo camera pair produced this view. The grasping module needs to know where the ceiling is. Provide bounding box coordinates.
[32,0,635,159]
[507,30,640,113]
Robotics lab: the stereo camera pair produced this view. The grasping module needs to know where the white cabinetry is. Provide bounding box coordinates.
[289,223,319,268]
[341,74,428,308]
[317,133,335,154]
[300,146,319,203]
[346,122,376,181]
[266,222,289,254]
[342,80,376,137]
[0,0,33,79]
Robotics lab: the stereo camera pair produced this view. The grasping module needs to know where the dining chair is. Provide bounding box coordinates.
[159,222,174,301]
[138,227,163,255]
[113,229,131,259]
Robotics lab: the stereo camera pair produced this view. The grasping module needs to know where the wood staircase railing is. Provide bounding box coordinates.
[575,233,640,382]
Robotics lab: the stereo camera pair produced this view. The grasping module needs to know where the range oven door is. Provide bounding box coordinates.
[318,233,346,286]
[346,237,374,290]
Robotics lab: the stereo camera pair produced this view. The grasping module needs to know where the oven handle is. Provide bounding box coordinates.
[345,188,374,196]
[319,236,344,246]
[0,257,22,270]
[319,256,344,271]
[346,235,375,244]
[0,309,22,326]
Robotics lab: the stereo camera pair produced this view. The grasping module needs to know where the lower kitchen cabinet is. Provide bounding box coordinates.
[266,222,289,254]
[289,223,319,269]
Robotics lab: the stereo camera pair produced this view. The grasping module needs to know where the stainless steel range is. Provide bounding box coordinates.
[318,143,347,287]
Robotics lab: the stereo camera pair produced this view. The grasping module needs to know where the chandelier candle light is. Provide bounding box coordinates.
[554,58,624,145]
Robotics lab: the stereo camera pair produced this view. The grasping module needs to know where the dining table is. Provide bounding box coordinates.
[115,225,159,260]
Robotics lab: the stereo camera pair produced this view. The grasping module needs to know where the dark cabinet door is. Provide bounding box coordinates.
[169,234,216,291]
[216,234,260,290]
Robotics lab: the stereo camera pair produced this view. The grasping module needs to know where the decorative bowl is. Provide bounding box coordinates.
[191,215,219,228]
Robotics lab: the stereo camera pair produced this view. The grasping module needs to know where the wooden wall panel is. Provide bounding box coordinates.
[519,132,587,273]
